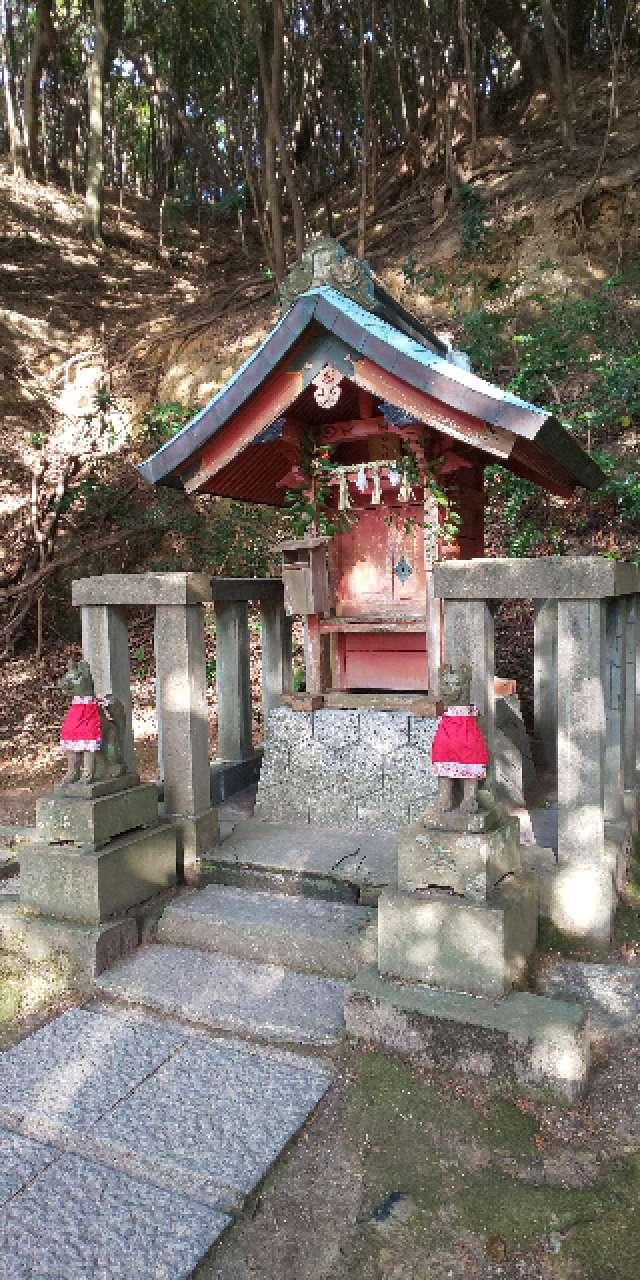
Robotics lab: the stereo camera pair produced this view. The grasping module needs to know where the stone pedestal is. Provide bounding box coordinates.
[16,770,178,971]
[379,800,536,998]
[20,823,177,924]
[36,783,158,850]
[378,873,538,997]
[397,799,520,898]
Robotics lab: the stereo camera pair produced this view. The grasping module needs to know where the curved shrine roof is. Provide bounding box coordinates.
[138,282,603,500]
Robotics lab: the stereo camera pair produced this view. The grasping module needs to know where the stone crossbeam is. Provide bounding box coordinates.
[434,556,640,599]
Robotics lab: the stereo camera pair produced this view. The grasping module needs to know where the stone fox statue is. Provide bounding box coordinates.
[58,659,126,785]
[431,664,489,815]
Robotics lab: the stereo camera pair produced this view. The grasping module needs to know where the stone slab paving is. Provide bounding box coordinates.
[0,1152,229,1280]
[158,883,377,977]
[539,961,640,1034]
[213,819,396,889]
[95,943,346,1044]
[0,1007,187,1132]
[91,1034,332,1209]
[0,1129,57,1205]
[0,1003,333,1276]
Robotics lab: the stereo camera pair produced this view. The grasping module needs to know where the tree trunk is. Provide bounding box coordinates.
[84,0,108,245]
[0,0,28,178]
[357,1,372,260]
[263,123,285,279]
[458,0,477,167]
[540,0,575,150]
[241,0,306,273]
[23,0,56,175]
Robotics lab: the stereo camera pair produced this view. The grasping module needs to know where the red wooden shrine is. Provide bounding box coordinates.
[139,238,602,697]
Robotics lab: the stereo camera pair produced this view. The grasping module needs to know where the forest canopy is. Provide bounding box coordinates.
[2,1,638,263]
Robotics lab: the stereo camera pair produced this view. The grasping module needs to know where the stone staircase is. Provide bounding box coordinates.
[0,817,378,1276]
[94,839,381,1047]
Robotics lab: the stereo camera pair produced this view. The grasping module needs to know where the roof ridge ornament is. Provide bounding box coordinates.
[279,236,376,313]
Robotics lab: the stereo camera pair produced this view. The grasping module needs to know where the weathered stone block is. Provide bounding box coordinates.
[397,814,521,899]
[494,695,537,808]
[408,716,438,753]
[313,708,359,748]
[345,967,590,1101]
[20,822,177,924]
[356,791,409,830]
[254,784,310,824]
[36,784,158,851]
[178,809,220,878]
[378,873,537,997]
[548,861,615,944]
[0,899,138,977]
[359,710,410,755]
[309,792,359,827]
[266,706,313,747]
[257,745,291,787]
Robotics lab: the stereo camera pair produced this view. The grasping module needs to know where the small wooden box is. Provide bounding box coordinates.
[280,538,330,617]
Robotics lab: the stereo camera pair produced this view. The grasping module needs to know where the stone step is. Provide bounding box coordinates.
[157,884,377,978]
[95,943,346,1046]
[201,819,396,906]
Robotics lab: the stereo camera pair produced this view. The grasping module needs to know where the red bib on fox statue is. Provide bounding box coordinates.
[431,705,489,780]
[60,696,102,753]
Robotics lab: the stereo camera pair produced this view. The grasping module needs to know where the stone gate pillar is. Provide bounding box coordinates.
[80,603,135,774]
[533,599,557,771]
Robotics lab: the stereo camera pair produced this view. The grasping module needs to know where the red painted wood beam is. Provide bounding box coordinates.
[182,368,304,494]
[352,358,515,461]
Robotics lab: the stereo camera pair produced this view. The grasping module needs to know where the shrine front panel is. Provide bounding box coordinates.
[332,506,426,619]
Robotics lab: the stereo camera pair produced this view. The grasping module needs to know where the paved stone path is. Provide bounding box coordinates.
[0,1005,332,1277]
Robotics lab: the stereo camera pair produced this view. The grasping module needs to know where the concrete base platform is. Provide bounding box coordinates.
[0,898,138,977]
[378,871,538,997]
[36,783,158,850]
[20,822,177,924]
[157,884,376,978]
[202,819,396,906]
[345,966,590,1101]
[95,943,346,1045]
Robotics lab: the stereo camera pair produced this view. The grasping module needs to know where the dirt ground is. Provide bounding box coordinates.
[193,1031,640,1280]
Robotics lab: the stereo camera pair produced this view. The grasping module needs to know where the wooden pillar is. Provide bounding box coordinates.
[305,614,329,695]
[424,493,442,693]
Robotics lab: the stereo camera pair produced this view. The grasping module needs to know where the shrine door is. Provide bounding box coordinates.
[331,505,428,691]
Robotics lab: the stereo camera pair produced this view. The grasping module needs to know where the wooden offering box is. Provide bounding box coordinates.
[281,538,331,618]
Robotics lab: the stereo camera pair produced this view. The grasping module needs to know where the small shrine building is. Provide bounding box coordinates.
[140,238,602,697]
